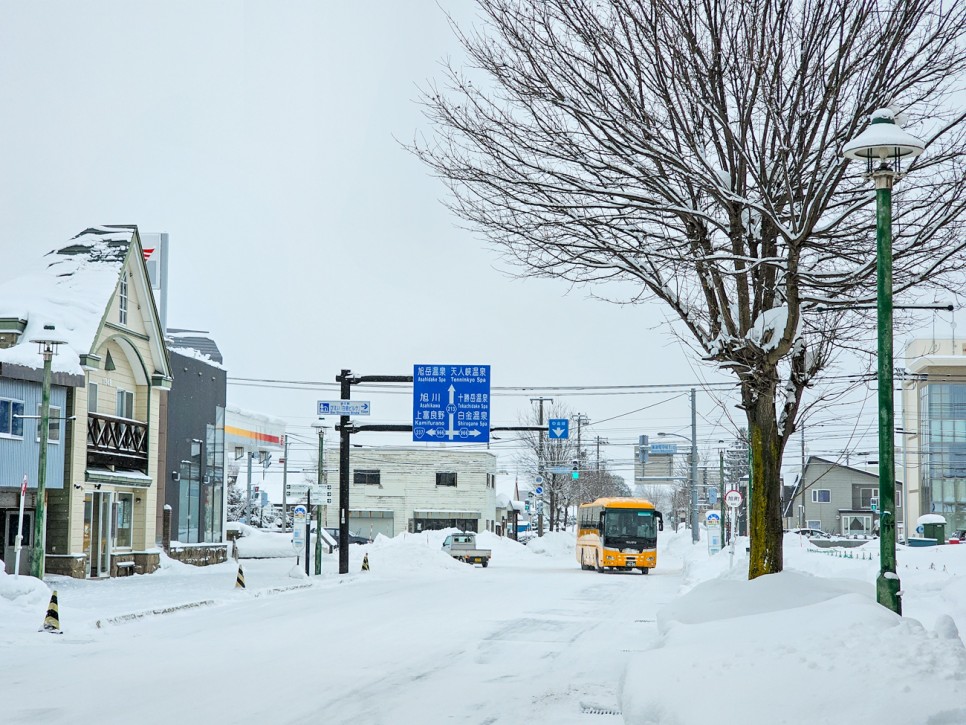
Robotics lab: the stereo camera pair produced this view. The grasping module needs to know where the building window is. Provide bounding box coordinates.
[119,271,128,325]
[116,390,134,419]
[353,469,381,485]
[234,446,245,460]
[35,404,61,444]
[115,493,133,548]
[88,382,98,414]
[0,398,25,438]
[811,489,831,503]
[858,487,877,509]
[436,472,458,487]
[806,519,823,530]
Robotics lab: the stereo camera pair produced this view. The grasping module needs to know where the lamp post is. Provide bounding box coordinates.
[843,108,925,614]
[29,327,65,579]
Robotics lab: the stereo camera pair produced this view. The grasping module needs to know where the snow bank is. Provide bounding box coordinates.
[232,524,298,559]
[523,530,575,558]
[623,571,966,725]
[0,565,51,609]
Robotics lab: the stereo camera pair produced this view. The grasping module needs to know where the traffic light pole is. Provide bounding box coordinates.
[333,369,549,572]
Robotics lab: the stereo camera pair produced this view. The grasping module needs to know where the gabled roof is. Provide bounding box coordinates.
[0,225,165,376]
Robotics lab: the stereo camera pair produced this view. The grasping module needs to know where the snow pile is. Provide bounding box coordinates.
[623,571,966,725]
[0,565,51,609]
[524,530,576,558]
[231,524,299,559]
[363,530,474,574]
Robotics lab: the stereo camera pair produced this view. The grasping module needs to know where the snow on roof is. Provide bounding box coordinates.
[168,346,225,371]
[0,226,136,376]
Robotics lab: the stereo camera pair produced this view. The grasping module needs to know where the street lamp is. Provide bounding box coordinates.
[844,107,925,614]
[29,326,65,579]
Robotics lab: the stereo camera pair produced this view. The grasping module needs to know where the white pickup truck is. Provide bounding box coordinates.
[442,532,491,567]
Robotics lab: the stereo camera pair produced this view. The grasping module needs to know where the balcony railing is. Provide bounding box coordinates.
[87,412,148,473]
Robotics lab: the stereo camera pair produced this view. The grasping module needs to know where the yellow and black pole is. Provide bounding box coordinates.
[844,108,925,614]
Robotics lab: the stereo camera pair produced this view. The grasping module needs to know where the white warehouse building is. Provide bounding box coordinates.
[308,446,499,539]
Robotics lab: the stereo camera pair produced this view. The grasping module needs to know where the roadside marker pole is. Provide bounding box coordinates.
[14,474,27,578]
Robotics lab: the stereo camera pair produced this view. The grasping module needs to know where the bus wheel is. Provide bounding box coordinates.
[640,567,650,575]
[595,554,603,573]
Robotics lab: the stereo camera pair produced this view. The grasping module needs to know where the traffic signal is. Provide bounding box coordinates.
[638,434,649,464]
[572,460,579,480]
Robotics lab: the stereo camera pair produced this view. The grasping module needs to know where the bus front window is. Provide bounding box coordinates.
[603,510,657,542]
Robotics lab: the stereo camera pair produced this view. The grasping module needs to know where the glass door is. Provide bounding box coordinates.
[88,491,113,577]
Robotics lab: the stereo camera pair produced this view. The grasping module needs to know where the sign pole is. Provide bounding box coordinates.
[14,474,27,578]
[305,489,312,577]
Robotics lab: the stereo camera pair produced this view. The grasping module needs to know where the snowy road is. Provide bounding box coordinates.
[7,534,683,725]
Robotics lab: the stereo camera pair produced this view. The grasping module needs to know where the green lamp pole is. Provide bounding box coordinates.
[29,328,65,580]
[844,108,925,614]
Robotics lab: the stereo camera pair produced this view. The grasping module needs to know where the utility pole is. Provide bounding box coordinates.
[573,414,589,507]
[337,369,352,574]
[800,425,806,528]
[690,387,699,544]
[595,436,608,472]
[315,426,324,575]
[281,435,289,533]
[530,397,553,536]
[245,451,253,524]
[719,449,725,544]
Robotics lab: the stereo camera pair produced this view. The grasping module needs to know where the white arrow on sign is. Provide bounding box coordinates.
[552,427,565,437]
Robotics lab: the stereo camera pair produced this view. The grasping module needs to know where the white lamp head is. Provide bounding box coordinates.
[843,108,925,162]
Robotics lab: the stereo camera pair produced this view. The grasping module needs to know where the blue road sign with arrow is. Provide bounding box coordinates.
[548,418,569,439]
[412,365,490,443]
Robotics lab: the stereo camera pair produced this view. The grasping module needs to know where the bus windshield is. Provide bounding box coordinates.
[603,509,657,540]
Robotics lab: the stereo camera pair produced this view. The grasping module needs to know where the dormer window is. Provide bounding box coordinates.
[119,271,128,325]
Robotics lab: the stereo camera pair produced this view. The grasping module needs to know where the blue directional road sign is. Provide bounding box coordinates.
[317,400,370,416]
[548,418,569,439]
[412,365,490,443]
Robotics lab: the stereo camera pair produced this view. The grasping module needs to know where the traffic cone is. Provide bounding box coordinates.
[40,590,61,634]
[362,553,369,572]
[235,564,246,589]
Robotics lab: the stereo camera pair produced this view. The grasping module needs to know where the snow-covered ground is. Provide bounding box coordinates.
[2,528,965,724]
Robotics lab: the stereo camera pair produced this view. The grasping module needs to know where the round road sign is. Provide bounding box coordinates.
[535,486,544,495]
[724,489,743,508]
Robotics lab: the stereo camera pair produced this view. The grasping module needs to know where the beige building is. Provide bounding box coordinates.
[304,446,498,538]
[0,226,171,577]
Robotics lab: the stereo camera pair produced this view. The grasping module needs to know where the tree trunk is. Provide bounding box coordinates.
[745,383,785,579]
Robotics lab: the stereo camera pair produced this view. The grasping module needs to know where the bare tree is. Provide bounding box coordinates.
[513,403,580,530]
[415,0,966,577]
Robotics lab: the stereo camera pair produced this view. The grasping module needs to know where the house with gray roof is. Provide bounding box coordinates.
[783,456,902,538]
[0,226,171,578]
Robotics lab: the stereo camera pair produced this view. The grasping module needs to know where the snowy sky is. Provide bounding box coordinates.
[0,2,956,483]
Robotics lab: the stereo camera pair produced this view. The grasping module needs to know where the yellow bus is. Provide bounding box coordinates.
[577,498,663,574]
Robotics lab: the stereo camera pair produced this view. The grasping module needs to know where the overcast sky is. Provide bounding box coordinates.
[0,2,955,485]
